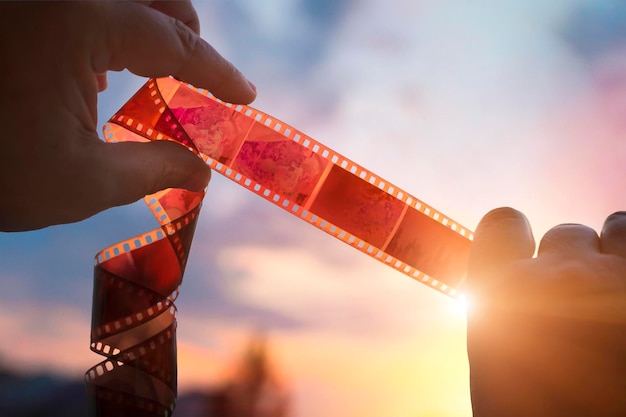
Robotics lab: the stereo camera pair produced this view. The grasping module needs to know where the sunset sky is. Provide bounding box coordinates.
[1,1,626,416]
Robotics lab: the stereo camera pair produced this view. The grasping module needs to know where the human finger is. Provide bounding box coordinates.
[97,140,211,209]
[467,207,535,293]
[532,224,603,299]
[143,0,201,34]
[101,1,256,104]
[466,208,536,415]
[537,224,600,256]
[600,212,626,257]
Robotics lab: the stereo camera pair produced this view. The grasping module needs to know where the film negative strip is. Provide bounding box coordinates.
[87,76,473,416]
[86,134,204,414]
[108,77,473,296]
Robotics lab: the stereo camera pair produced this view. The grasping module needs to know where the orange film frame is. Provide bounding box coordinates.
[86,77,473,416]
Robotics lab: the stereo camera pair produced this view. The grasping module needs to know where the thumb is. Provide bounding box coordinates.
[467,207,535,295]
[99,140,211,207]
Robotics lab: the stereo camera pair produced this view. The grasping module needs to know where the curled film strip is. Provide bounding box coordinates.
[86,77,205,415]
[86,76,473,415]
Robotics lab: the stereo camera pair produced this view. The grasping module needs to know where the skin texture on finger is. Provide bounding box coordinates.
[537,223,600,256]
[99,1,256,104]
[141,0,201,34]
[534,224,626,300]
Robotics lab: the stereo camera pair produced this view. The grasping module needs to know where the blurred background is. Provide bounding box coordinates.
[1,0,626,416]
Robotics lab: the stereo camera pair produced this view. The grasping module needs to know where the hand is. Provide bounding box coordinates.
[0,1,256,231]
[466,208,626,417]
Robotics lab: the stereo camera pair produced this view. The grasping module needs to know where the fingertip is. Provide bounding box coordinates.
[538,223,599,256]
[479,206,528,224]
[473,207,534,247]
[196,50,257,104]
[100,140,210,209]
[170,34,257,104]
[474,207,533,240]
[245,79,257,102]
[468,207,535,288]
[212,71,257,104]
[247,79,257,93]
[151,140,211,192]
[603,211,626,232]
[601,211,626,256]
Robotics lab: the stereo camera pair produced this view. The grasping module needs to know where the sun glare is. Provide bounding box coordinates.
[452,294,470,317]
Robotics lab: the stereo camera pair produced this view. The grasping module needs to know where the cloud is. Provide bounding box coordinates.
[0,301,95,377]
[561,0,626,60]
[192,0,352,97]
[210,244,459,337]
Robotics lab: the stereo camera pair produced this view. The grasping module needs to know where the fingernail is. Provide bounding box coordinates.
[247,79,257,93]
